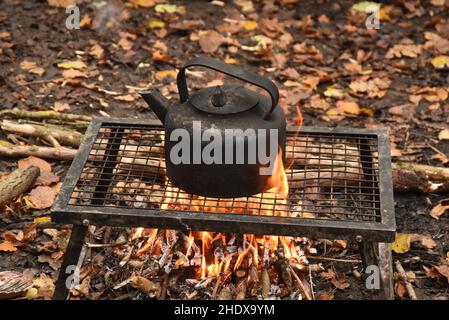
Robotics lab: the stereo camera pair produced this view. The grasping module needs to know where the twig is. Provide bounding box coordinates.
[0,108,91,122]
[305,255,362,264]
[84,240,133,248]
[394,260,417,300]
[289,266,313,300]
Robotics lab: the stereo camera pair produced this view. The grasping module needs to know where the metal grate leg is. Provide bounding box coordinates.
[53,224,88,300]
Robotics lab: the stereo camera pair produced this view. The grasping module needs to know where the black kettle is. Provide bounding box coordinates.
[140,56,286,198]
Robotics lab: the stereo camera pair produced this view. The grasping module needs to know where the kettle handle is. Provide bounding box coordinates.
[177,56,279,119]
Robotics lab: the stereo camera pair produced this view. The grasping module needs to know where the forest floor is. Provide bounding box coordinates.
[0,0,448,300]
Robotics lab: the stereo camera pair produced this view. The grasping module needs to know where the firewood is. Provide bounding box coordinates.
[1,120,83,148]
[275,246,293,289]
[289,267,313,300]
[392,162,449,193]
[0,144,76,160]
[261,267,270,298]
[0,166,40,205]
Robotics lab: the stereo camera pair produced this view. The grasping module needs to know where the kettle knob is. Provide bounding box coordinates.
[211,87,226,108]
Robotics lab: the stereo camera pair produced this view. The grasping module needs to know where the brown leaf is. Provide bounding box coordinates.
[438,128,449,140]
[425,264,449,283]
[36,172,60,186]
[18,156,52,173]
[394,280,407,299]
[47,0,75,8]
[114,95,135,102]
[331,273,350,290]
[130,0,155,7]
[53,102,70,112]
[28,186,56,210]
[32,273,55,300]
[332,239,348,251]
[129,276,161,297]
[386,42,422,59]
[410,234,437,249]
[430,200,449,219]
[336,100,360,115]
[199,30,225,54]
[424,32,449,54]
[62,69,87,79]
[0,241,18,252]
[20,60,45,76]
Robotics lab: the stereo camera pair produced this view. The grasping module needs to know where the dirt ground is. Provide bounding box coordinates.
[0,0,448,300]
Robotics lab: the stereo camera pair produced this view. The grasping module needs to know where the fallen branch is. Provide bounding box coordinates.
[394,260,417,300]
[0,108,91,122]
[0,144,76,160]
[2,120,83,148]
[0,167,40,205]
[392,162,449,193]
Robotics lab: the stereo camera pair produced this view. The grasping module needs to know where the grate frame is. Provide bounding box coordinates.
[51,117,395,242]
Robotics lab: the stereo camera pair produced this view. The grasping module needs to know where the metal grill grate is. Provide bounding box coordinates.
[51,118,395,242]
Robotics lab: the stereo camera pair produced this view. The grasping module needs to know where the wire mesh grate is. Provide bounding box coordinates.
[68,122,381,223]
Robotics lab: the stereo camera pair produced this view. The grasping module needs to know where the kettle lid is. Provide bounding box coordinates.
[190,84,259,115]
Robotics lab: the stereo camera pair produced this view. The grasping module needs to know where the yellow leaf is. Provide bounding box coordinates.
[0,241,18,252]
[243,20,258,31]
[324,86,344,98]
[130,0,155,7]
[33,216,52,223]
[391,233,411,254]
[57,60,86,70]
[431,56,449,69]
[155,70,177,81]
[352,1,381,12]
[155,4,177,13]
[26,287,40,300]
[147,19,165,29]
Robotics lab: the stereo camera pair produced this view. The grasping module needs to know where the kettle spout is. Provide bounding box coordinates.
[139,90,169,124]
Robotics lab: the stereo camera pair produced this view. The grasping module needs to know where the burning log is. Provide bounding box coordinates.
[261,238,271,298]
[274,244,293,289]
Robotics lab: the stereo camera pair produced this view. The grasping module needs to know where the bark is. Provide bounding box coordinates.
[0,166,40,205]
[0,145,76,160]
[2,120,83,148]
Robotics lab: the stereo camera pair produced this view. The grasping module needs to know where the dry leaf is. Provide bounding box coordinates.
[199,30,226,54]
[62,69,87,79]
[431,56,449,69]
[18,156,51,173]
[20,60,45,76]
[0,241,18,252]
[28,186,56,210]
[425,265,449,284]
[332,239,347,251]
[57,60,86,70]
[53,102,70,112]
[430,200,449,219]
[47,0,75,8]
[438,128,449,140]
[129,276,161,297]
[424,32,449,54]
[410,234,437,249]
[430,0,446,5]
[331,273,350,290]
[155,70,177,81]
[386,43,422,59]
[394,280,407,299]
[130,0,155,7]
[89,44,104,59]
[114,95,135,102]
[36,172,60,186]
[391,233,411,254]
[32,273,55,300]
[336,100,360,115]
